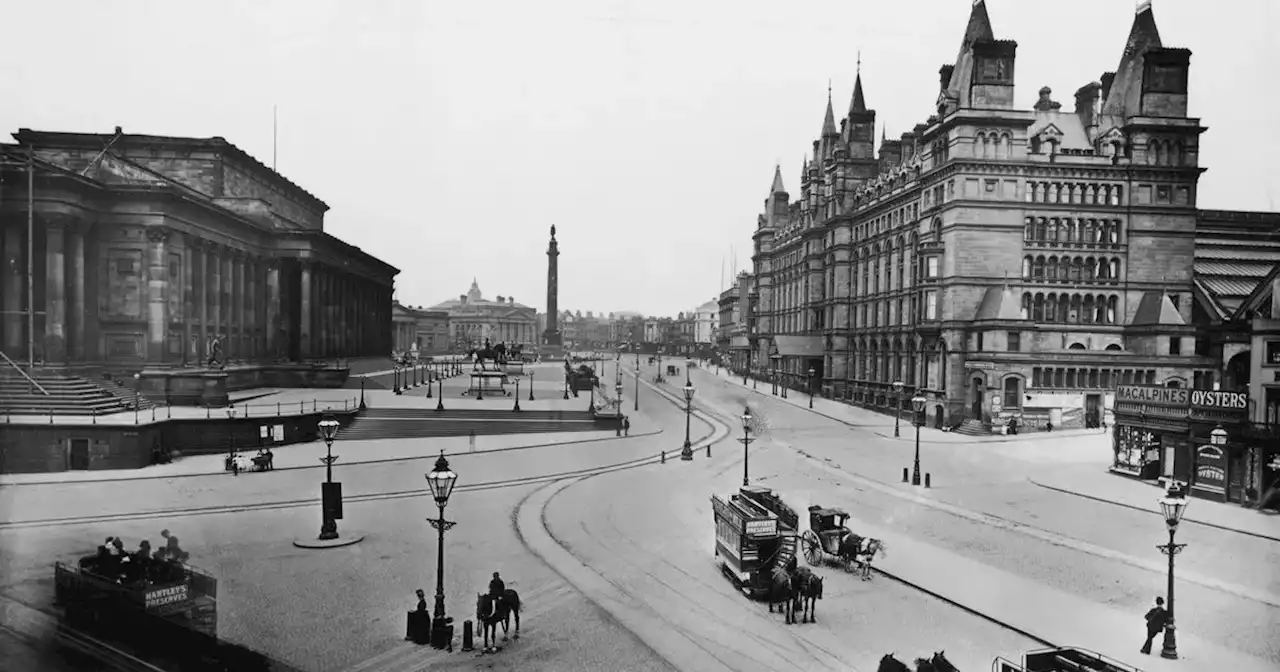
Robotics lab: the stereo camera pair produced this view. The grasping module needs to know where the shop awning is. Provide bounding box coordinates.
[773,336,824,357]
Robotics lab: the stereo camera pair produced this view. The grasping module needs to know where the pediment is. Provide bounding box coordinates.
[1100,127,1124,142]
[1034,124,1064,141]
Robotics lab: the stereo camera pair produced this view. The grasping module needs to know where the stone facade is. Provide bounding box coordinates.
[0,129,397,369]
[749,2,1218,429]
[429,280,537,351]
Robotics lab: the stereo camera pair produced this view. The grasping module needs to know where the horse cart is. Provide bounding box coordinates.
[994,646,1142,672]
[711,485,798,598]
[800,505,884,580]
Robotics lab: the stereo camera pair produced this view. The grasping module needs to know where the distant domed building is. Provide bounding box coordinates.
[429,279,538,350]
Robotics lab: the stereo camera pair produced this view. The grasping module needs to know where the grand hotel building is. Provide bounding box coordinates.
[751,1,1222,430]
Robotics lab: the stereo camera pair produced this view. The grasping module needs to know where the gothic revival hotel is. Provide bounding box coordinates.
[751,1,1221,430]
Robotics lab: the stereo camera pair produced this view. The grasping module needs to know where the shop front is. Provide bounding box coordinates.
[1111,385,1190,480]
[1111,384,1253,501]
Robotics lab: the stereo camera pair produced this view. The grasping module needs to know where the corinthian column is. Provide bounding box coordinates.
[266,259,281,359]
[299,261,313,359]
[145,228,171,363]
[69,224,86,362]
[3,224,23,354]
[44,218,67,363]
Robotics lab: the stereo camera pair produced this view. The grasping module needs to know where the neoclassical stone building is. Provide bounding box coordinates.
[751,1,1222,429]
[428,280,537,350]
[0,129,397,370]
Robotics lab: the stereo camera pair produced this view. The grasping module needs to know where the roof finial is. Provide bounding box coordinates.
[828,78,832,99]
[857,50,861,75]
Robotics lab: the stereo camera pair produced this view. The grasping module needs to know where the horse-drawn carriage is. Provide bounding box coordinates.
[565,363,599,392]
[800,504,885,580]
[992,646,1142,672]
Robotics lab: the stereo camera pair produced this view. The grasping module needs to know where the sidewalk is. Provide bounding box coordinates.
[0,425,644,486]
[2,387,362,426]
[1030,464,1280,541]
[687,365,1112,446]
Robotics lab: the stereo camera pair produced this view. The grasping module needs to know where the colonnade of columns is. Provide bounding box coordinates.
[298,260,391,360]
[0,220,393,366]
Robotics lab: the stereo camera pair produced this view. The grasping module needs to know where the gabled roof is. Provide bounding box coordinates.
[1130,291,1185,326]
[973,285,1022,321]
[1231,262,1280,321]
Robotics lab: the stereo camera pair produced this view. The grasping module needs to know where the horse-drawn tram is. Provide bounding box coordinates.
[711,485,798,598]
[994,646,1142,672]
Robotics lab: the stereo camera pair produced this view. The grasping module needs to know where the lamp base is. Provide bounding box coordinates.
[293,533,366,549]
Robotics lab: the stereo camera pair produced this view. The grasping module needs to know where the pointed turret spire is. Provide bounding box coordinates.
[770,164,786,195]
[960,0,995,51]
[821,84,838,137]
[942,0,998,109]
[849,70,867,115]
[1101,0,1163,116]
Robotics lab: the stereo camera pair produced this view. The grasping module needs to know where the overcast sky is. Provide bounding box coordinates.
[2,0,1274,317]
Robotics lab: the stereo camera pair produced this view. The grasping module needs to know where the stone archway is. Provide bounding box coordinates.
[970,374,986,420]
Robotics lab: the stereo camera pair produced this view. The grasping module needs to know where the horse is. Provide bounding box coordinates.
[913,656,937,672]
[877,653,912,672]
[839,534,886,580]
[765,565,797,625]
[792,567,823,623]
[475,591,521,651]
[928,651,959,672]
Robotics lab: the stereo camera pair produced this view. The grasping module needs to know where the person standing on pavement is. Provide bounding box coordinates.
[623,416,631,436]
[1140,596,1169,654]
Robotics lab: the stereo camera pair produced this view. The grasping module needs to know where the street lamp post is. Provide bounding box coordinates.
[680,373,696,461]
[426,452,458,647]
[771,355,779,396]
[634,359,639,411]
[615,382,624,436]
[133,373,141,424]
[911,394,927,486]
[317,415,342,540]
[1157,483,1190,660]
[225,406,238,470]
[740,407,755,485]
[808,367,816,409]
[513,379,522,412]
[359,378,367,410]
[892,381,904,438]
[528,371,535,401]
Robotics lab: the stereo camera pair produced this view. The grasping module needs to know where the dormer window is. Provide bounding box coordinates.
[1030,137,1042,154]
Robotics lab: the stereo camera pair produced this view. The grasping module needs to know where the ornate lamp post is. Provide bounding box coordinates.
[808,367,816,409]
[770,354,779,396]
[359,378,367,410]
[679,373,696,460]
[634,359,639,411]
[892,380,905,438]
[528,371,535,401]
[512,378,522,412]
[911,394,927,486]
[133,372,141,424]
[317,414,342,540]
[615,382,624,436]
[1157,482,1189,660]
[740,406,755,484]
[225,405,238,469]
[426,452,458,630]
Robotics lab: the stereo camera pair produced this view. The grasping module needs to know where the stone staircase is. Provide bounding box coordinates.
[951,419,991,436]
[336,407,606,441]
[0,366,153,416]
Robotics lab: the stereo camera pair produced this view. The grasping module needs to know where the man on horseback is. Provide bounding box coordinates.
[488,572,505,600]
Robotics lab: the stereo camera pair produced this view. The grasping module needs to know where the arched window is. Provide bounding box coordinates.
[1106,343,1122,352]
[1070,257,1082,282]
[1047,257,1059,280]
[1083,295,1096,323]
[1070,294,1082,323]
[1111,258,1120,278]
[1099,294,1112,324]
[1001,133,1013,160]
[1046,294,1058,322]
[1021,293,1032,320]
[1069,342,1086,350]
[1033,293,1045,322]
[1057,295,1070,322]
[1035,218,1047,241]
[1024,218,1035,241]
[1033,256,1045,279]
[1023,256,1032,279]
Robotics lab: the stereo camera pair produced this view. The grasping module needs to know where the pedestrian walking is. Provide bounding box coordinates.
[1140,596,1168,654]
[623,416,631,436]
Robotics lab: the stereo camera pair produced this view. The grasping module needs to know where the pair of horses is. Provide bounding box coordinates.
[766,564,824,624]
[474,590,521,652]
[877,652,959,672]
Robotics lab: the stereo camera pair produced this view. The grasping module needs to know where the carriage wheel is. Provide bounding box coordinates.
[800,530,822,566]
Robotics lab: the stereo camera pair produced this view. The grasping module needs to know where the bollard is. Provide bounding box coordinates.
[902,467,908,483]
[925,473,931,489]
[277,401,281,416]
[461,619,474,651]
[661,450,666,464]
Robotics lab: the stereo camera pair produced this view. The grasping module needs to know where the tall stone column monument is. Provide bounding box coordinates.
[544,225,562,347]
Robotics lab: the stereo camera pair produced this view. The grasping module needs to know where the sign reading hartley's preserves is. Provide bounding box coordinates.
[145,584,190,611]
[1116,385,1249,415]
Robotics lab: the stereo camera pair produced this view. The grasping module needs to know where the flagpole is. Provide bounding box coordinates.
[273,105,278,171]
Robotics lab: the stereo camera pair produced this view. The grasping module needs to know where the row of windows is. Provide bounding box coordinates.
[1026,181,1123,206]
[975,132,1014,160]
[1023,218,1122,245]
[1022,256,1122,282]
[1031,367,1160,390]
[1020,293,1121,325]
